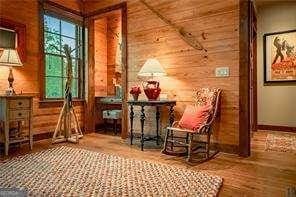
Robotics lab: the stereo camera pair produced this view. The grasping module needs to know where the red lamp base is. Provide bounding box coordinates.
[143,80,161,101]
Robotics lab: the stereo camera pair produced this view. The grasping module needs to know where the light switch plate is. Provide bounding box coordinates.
[215,67,230,77]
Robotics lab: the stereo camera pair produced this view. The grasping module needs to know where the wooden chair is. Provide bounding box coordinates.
[161,88,221,163]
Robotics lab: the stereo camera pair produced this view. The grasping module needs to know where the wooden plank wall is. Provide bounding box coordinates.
[94,18,108,96]
[0,0,84,136]
[93,10,121,97]
[85,0,240,152]
[92,11,121,127]
[0,0,242,152]
[107,10,122,96]
[49,0,83,12]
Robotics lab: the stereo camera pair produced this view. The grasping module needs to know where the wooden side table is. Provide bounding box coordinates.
[95,97,122,132]
[0,95,34,155]
[127,100,176,151]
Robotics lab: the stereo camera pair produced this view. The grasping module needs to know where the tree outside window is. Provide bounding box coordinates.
[44,14,83,99]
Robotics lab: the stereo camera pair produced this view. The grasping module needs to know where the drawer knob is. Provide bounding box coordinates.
[18,102,22,105]
[18,113,22,116]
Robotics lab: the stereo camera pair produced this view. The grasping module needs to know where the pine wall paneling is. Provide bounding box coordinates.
[85,2,128,138]
[85,17,96,132]
[92,10,122,97]
[0,0,246,154]
[0,0,85,136]
[84,0,241,153]
[107,10,122,96]
[94,18,108,96]
[93,10,122,127]
[93,17,107,127]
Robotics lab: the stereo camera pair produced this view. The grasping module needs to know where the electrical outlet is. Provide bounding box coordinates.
[215,67,230,77]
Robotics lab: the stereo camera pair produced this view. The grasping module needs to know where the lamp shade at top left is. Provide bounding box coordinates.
[0,49,23,67]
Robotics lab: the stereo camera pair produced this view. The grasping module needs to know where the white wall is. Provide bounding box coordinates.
[257,3,296,127]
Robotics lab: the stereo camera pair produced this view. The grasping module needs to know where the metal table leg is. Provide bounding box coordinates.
[169,105,175,150]
[140,105,146,151]
[129,105,134,145]
[156,106,160,145]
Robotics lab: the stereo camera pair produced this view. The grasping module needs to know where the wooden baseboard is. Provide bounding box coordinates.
[258,125,296,133]
[33,132,53,141]
[216,143,239,154]
[33,127,86,141]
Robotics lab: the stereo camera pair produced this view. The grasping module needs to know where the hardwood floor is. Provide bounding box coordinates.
[1,130,295,197]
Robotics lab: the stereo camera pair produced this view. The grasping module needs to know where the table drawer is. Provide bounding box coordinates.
[8,99,30,109]
[9,110,30,120]
[103,110,122,119]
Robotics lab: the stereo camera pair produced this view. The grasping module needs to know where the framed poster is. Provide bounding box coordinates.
[263,29,296,83]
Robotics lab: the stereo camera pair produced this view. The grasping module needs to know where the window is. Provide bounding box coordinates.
[43,14,83,99]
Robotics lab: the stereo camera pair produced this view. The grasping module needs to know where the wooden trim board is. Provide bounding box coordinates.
[38,99,85,108]
[239,0,251,157]
[258,125,296,133]
[84,2,127,18]
[43,0,83,17]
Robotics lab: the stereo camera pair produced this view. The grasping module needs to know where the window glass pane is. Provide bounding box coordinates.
[63,58,78,78]
[46,77,63,98]
[44,14,83,99]
[72,78,78,97]
[61,21,75,38]
[63,78,78,98]
[45,55,62,77]
[44,15,60,33]
[61,36,76,57]
[44,32,60,54]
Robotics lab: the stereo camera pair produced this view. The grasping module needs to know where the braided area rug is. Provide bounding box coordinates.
[0,146,222,196]
[265,132,296,153]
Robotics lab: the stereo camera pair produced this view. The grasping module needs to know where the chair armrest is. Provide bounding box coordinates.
[172,121,180,127]
[197,123,210,134]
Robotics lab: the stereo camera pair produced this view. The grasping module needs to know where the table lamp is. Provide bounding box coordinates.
[0,49,23,95]
[138,58,166,100]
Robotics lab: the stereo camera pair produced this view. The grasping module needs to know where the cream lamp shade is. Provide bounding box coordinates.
[0,49,23,67]
[138,58,166,77]
[0,49,23,95]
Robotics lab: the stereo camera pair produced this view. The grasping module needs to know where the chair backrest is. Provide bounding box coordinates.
[194,88,221,125]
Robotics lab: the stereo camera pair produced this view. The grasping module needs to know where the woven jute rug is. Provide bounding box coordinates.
[0,146,222,196]
[265,132,296,153]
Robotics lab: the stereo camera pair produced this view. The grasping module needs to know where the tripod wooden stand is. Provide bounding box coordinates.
[52,44,83,144]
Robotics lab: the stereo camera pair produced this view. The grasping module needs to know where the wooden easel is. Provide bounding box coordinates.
[52,44,83,144]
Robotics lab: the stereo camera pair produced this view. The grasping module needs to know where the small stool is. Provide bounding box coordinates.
[102,110,122,135]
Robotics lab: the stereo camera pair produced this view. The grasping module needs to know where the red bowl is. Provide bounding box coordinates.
[144,87,161,100]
